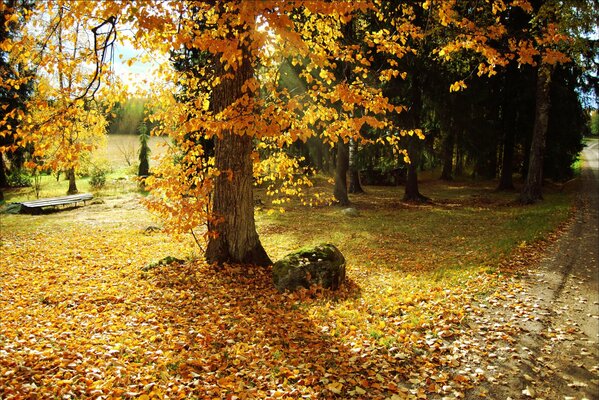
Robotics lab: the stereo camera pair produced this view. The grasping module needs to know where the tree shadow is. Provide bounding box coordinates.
[142,262,412,398]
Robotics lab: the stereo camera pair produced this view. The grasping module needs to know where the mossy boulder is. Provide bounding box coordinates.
[141,256,185,272]
[272,243,346,292]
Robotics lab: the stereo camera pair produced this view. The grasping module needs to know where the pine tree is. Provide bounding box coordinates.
[138,123,150,177]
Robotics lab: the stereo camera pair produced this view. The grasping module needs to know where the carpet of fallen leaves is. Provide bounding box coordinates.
[0,195,571,400]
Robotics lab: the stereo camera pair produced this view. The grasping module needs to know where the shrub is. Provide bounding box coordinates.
[591,111,599,136]
[89,167,108,189]
[79,157,112,178]
[7,169,32,187]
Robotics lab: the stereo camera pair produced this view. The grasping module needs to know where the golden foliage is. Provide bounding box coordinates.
[1,1,121,174]
[0,0,584,242]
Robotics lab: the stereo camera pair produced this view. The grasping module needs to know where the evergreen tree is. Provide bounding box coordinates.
[138,123,150,177]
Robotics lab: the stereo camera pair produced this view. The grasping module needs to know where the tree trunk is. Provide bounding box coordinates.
[205,132,271,266]
[67,168,78,195]
[519,64,552,204]
[205,40,271,267]
[0,152,8,188]
[403,138,430,202]
[440,128,454,181]
[334,140,350,205]
[403,161,430,202]
[402,78,428,202]
[348,139,364,194]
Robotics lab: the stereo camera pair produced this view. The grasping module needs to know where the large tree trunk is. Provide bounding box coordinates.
[348,139,364,194]
[402,78,429,202]
[334,140,350,205]
[205,133,271,266]
[205,41,270,267]
[519,64,552,204]
[66,168,78,195]
[403,138,430,202]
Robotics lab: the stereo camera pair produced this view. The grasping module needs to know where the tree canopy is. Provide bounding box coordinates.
[0,0,595,262]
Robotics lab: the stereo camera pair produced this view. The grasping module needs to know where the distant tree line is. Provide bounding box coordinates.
[106,98,151,136]
[286,61,590,193]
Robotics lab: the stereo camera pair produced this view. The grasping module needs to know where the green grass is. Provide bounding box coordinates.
[2,172,140,202]
[2,134,170,203]
[571,157,583,176]
[257,181,573,277]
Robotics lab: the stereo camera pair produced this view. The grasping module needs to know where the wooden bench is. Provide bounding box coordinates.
[20,193,94,214]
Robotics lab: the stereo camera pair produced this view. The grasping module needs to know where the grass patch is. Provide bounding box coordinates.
[2,134,169,203]
[571,157,583,176]
[258,182,572,276]
[2,172,141,203]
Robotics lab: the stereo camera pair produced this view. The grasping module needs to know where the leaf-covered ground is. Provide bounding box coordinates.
[0,185,576,399]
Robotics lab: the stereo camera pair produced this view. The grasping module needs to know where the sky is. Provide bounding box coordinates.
[111,37,164,95]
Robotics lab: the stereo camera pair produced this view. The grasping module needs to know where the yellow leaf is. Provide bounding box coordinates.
[355,386,366,395]
[327,382,343,394]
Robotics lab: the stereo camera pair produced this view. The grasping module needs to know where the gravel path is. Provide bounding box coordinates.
[465,139,599,399]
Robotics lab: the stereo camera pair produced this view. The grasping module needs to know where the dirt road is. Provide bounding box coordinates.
[465,139,599,399]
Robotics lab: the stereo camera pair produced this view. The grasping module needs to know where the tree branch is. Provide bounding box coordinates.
[75,15,117,101]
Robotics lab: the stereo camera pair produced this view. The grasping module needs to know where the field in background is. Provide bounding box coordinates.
[2,134,171,202]
[99,133,171,171]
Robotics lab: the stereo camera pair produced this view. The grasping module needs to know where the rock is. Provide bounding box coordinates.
[141,255,185,271]
[341,207,359,217]
[272,243,346,292]
[144,225,162,234]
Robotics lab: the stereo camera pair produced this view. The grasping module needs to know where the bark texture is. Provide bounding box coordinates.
[205,133,271,266]
[334,140,350,205]
[403,137,429,202]
[402,125,429,202]
[519,64,552,204]
[402,74,428,202]
[67,168,78,195]
[205,42,270,266]
[403,159,429,203]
